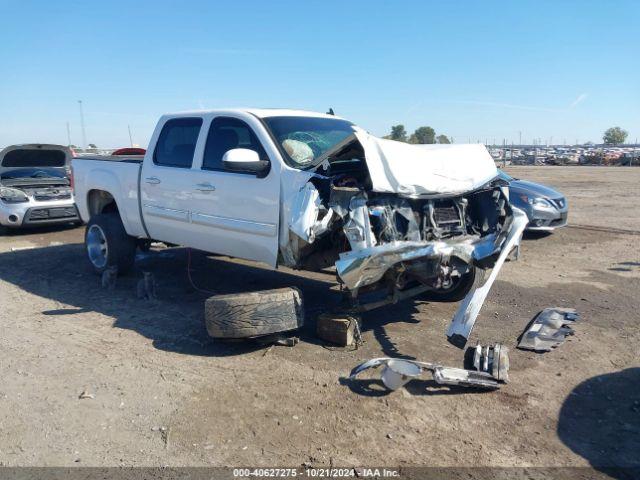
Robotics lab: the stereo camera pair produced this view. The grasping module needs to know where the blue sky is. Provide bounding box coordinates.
[0,0,638,147]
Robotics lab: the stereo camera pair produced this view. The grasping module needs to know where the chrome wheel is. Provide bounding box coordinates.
[86,224,108,269]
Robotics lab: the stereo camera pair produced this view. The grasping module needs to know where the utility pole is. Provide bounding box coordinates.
[128,125,133,147]
[78,100,87,151]
[66,122,71,147]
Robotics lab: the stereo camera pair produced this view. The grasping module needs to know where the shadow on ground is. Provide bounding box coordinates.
[558,368,640,479]
[522,230,553,241]
[0,243,424,358]
[339,376,493,397]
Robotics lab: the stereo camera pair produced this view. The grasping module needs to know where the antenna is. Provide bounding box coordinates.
[128,125,133,147]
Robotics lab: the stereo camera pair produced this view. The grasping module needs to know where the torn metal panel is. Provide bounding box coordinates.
[278,170,317,267]
[288,182,322,242]
[446,207,529,348]
[431,366,499,389]
[287,181,334,243]
[517,307,579,352]
[369,198,421,242]
[335,233,498,291]
[349,350,508,391]
[279,173,336,267]
[342,196,376,250]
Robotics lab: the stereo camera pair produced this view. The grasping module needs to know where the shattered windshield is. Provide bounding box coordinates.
[263,116,356,169]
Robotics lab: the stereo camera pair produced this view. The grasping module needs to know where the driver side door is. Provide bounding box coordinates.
[187,115,281,267]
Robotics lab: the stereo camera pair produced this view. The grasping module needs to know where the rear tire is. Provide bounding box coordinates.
[205,287,304,339]
[421,266,481,302]
[85,213,136,275]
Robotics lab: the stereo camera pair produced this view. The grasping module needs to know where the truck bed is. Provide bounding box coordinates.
[74,154,144,163]
[72,156,146,237]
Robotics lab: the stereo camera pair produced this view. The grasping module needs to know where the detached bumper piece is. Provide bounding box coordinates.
[517,307,579,352]
[471,343,510,383]
[23,205,79,225]
[446,207,529,348]
[349,344,510,392]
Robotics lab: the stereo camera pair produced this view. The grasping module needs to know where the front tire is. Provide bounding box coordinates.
[85,213,136,275]
[421,266,481,302]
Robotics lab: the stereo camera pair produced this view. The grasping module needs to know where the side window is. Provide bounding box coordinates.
[202,117,267,171]
[153,117,203,168]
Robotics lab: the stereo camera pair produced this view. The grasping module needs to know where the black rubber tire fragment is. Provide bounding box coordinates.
[205,287,304,339]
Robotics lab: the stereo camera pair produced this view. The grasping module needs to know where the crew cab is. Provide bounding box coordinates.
[0,144,79,230]
[72,109,528,347]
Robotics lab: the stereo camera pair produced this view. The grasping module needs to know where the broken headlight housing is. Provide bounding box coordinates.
[0,187,29,203]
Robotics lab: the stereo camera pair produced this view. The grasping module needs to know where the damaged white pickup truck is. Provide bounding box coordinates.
[72,109,528,347]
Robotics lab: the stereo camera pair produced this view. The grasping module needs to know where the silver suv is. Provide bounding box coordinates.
[0,144,79,231]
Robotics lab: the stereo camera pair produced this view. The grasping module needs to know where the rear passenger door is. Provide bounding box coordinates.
[140,116,204,245]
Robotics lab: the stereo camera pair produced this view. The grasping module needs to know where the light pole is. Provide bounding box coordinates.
[128,125,133,147]
[78,100,87,151]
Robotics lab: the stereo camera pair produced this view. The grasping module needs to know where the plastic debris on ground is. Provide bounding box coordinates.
[517,307,579,352]
[349,343,510,392]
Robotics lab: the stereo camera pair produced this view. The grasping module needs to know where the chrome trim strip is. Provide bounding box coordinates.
[191,212,276,237]
[142,204,189,222]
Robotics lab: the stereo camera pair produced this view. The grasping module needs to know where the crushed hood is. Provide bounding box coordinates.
[354,131,498,197]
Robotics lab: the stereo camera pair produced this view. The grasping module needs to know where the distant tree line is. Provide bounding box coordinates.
[384,125,630,146]
[384,125,451,144]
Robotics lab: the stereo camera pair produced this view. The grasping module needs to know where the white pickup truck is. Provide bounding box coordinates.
[72,109,527,346]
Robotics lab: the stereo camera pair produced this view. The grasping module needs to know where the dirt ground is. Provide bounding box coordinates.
[0,166,638,472]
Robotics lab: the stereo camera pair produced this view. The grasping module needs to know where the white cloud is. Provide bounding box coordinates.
[569,93,588,108]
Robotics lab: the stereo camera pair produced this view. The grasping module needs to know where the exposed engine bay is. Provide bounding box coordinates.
[278,133,529,347]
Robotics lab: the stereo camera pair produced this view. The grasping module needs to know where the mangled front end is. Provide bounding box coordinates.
[279,134,528,348]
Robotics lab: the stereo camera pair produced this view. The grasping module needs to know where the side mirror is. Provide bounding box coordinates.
[222,148,270,177]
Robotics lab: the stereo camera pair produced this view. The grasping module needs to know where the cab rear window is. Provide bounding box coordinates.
[2,149,66,167]
[153,118,203,168]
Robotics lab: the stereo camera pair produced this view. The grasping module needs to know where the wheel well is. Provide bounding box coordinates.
[87,190,119,216]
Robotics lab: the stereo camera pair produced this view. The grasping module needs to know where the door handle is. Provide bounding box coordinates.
[195,182,216,192]
[145,176,161,185]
